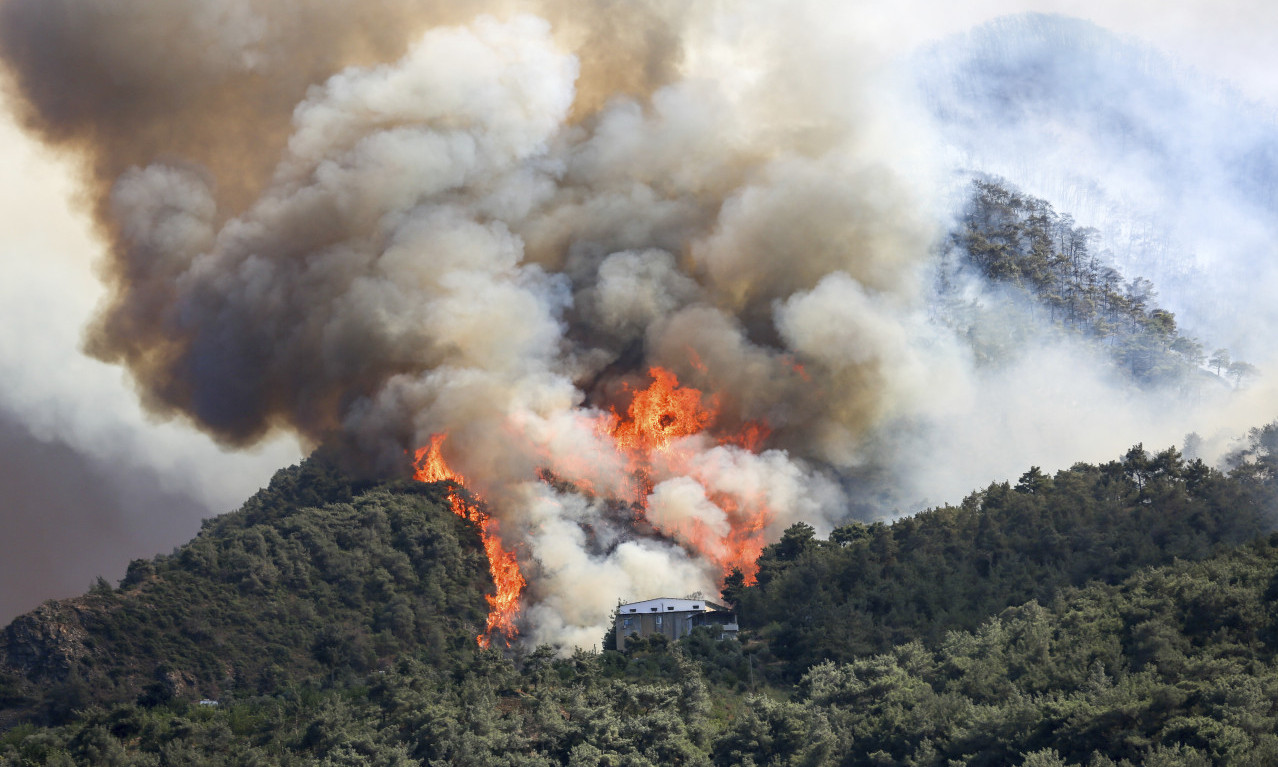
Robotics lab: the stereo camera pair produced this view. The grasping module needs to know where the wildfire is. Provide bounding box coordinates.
[412,366,776,647]
[413,434,525,648]
[612,367,717,454]
[602,367,774,584]
[606,367,717,505]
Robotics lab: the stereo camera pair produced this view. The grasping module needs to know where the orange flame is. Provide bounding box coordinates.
[602,367,773,584]
[611,367,717,453]
[719,420,772,453]
[606,367,718,506]
[413,434,525,648]
[412,366,777,642]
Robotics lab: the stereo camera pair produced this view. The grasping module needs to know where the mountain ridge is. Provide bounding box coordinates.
[1,427,1275,764]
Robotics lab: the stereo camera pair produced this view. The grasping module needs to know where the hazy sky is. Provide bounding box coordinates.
[877,0,1278,107]
[1,0,1276,624]
[0,113,300,621]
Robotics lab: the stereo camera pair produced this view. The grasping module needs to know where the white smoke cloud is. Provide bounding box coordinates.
[587,249,700,337]
[519,482,717,649]
[648,476,733,560]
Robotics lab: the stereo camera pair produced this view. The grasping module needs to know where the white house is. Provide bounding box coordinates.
[613,596,738,650]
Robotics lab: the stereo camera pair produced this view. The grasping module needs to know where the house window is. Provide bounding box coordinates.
[629,608,637,613]
[622,618,632,628]
[667,606,675,610]
[650,607,657,611]
[693,604,701,609]
[655,615,662,626]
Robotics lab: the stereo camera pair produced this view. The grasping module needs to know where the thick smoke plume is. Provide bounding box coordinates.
[0,0,998,647]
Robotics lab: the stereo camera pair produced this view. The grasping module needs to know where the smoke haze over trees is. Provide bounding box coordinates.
[943,178,1238,388]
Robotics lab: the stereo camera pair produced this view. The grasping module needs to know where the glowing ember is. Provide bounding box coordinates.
[413,434,525,648]
[719,420,772,453]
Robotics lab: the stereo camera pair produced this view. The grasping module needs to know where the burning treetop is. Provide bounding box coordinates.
[413,435,524,648]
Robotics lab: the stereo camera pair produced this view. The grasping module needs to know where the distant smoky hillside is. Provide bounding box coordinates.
[913,12,1278,358]
[937,177,1254,391]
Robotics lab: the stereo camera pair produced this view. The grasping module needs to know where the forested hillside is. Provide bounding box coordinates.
[2,424,1276,764]
[941,178,1255,388]
[728,440,1272,680]
[723,540,1278,765]
[0,458,492,731]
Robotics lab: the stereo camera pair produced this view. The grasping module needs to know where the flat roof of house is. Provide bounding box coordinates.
[618,597,732,614]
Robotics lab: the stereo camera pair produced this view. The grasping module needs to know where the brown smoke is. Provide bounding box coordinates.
[0,0,944,646]
[0,0,696,446]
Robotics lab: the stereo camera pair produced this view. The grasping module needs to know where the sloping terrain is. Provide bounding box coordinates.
[0,457,492,729]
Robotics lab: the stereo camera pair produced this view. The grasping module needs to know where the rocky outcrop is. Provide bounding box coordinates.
[2,601,95,683]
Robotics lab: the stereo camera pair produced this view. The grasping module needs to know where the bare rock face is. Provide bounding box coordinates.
[2,601,94,683]
[156,667,199,700]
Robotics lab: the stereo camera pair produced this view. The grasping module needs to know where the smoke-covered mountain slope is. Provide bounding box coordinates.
[851,173,1261,517]
[916,12,1278,358]
[941,177,1244,388]
[2,426,1276,763]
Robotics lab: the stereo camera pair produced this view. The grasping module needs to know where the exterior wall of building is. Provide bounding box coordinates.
[614,597,738,650]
